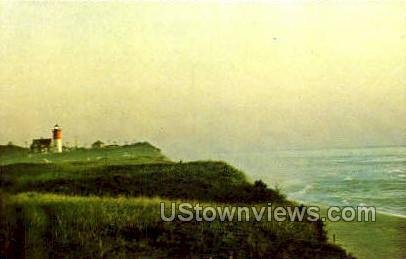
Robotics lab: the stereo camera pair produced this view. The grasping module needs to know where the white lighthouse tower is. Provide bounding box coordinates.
[52,124,63,153]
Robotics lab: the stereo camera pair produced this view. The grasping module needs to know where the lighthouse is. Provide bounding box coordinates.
[52,124,63,153]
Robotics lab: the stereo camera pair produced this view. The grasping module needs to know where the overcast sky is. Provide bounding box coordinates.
[0,1,405,158]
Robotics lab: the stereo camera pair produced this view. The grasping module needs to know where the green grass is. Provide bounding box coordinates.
[1,192,350,258]
[0,144,354,258]
[1,161,286,203]
[0,142,168,166]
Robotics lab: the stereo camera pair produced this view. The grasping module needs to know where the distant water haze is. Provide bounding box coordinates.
[0,1,405,158]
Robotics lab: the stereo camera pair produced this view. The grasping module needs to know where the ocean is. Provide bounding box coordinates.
[204,146,406,217]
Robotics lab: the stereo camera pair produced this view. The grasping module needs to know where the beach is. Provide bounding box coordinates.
[326,211,406,259]
[190,146,406,258]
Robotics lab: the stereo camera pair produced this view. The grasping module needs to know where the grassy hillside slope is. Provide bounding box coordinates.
[0,144,353,258]
[0,193,351,258]
[1,161,285,203]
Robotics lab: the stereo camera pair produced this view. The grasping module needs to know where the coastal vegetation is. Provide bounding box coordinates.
[0,143,353,258]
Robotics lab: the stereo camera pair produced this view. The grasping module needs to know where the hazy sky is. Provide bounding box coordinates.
[0,1,405,158]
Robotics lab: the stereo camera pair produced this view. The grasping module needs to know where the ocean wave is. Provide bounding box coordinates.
[291,184,314,196]
[387,168,404,173]
[377,209,406,218]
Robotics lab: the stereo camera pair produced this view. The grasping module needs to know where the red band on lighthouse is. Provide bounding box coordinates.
[53,129,62,139]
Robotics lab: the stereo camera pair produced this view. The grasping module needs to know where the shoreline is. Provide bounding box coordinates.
[325,209,406,259]
[290,200,405,259]
[290,198,406,219]
[374,210,406,219]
